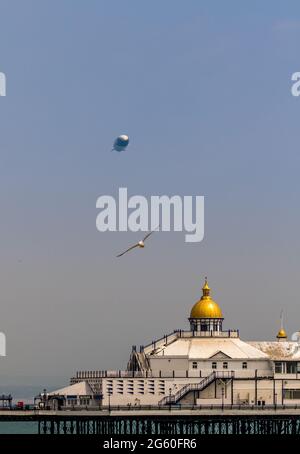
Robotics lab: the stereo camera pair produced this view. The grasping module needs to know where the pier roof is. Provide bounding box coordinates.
[249,341,300,360]
[152,337,268,359]
[48,381,93,397]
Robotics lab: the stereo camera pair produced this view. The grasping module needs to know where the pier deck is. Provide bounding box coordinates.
[1,406,300,419]
[0,408,300,434]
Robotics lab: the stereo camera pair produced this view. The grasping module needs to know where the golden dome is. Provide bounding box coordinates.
[277,328,287,339]
[190,278,223,319]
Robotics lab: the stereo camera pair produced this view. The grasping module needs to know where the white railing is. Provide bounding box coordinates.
[74,368,273,381]
[143,330,240,353]
[179,330,239,339]
[159,371,234,406]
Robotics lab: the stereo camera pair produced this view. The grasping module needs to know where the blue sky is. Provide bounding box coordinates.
[0,1,300,388]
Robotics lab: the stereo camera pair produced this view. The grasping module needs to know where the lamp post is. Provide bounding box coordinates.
[42,388,47,410]
[169,388,172,412]
[108,391,111,413]
[221,387,225,410]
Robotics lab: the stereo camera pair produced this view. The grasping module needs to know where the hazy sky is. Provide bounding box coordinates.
[0,1,300,389]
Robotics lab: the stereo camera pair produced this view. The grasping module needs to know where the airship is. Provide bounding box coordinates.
[112,134,129,152]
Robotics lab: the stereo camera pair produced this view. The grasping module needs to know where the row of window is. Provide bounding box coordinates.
[66,398,90,406]
[192,362,248,370]
[275,362,300,374]
[106,379,166,395]
[284,389,300,399]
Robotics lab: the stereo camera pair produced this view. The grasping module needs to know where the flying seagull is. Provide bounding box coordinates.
[116,227,159,258]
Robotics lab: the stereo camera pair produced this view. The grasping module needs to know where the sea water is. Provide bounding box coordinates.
[0,422,38,434]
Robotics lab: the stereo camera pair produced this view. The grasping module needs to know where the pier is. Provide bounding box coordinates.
[1,407,300,435]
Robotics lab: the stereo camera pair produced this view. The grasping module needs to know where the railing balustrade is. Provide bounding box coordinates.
[74,368,272,381]
[158,371,235,406]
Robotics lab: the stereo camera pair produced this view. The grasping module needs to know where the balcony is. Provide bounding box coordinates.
[142,329,240,355]
[176,330,239,339]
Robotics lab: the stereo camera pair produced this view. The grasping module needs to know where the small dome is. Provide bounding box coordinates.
[277,328,287,339]
[190,278,223,319]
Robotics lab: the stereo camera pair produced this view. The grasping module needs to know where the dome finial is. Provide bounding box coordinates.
[202,277,210,296]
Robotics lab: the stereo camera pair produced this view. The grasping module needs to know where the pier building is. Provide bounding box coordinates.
[42,278,300,410]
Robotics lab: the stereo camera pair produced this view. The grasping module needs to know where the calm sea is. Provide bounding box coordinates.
[0,422,38,434]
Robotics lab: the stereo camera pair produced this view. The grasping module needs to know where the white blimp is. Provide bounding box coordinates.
[112,134,129,152]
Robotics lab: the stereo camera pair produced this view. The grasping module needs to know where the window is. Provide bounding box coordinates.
[192,362,198,369]
[201,323,209,332]
[212,362,217,369]
[242,362,247,369]
[284,389,300,399]
[223,362,228,369]
[286,362,297,374]
[275,362,283,374]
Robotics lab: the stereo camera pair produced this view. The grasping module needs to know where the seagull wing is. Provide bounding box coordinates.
[143,225,160,242]
[116,243,139,257]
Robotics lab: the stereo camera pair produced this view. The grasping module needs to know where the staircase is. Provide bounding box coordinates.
[127,351,151,373]
[158,371,234,406]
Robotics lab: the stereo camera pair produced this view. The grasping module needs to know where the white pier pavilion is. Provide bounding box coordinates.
[42,278,300,410]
